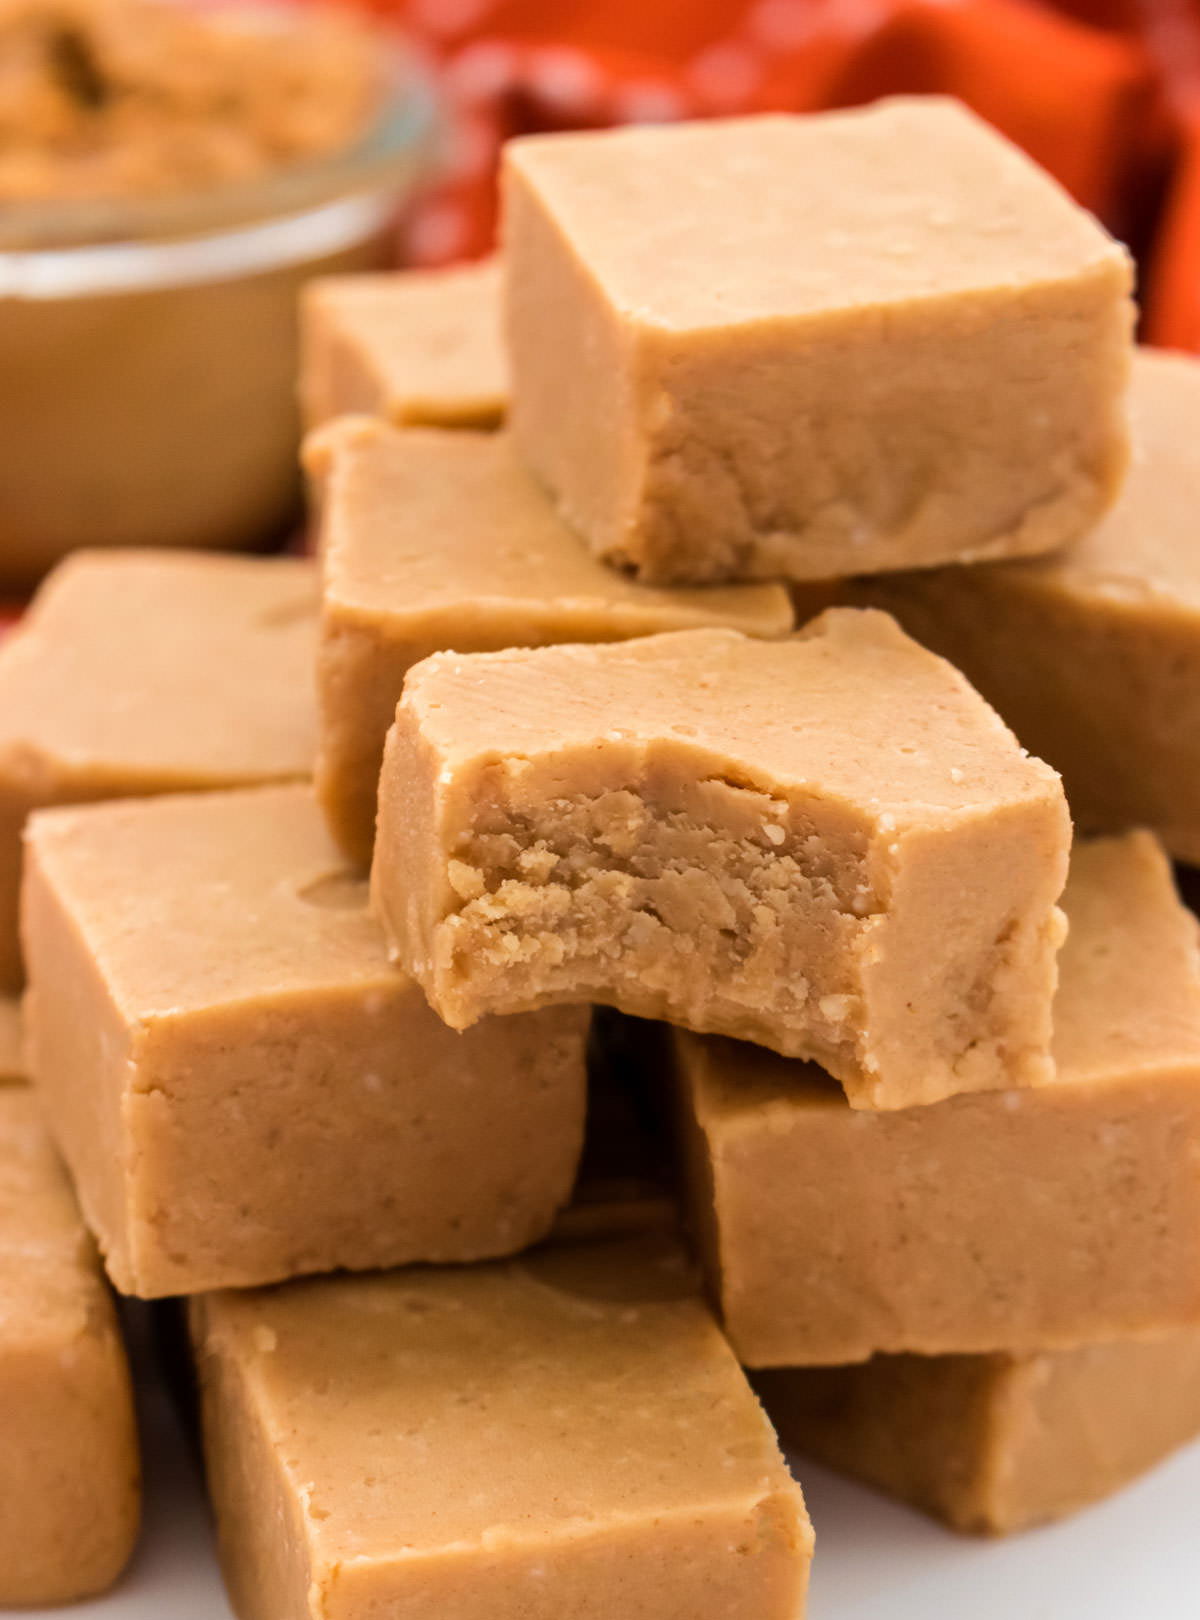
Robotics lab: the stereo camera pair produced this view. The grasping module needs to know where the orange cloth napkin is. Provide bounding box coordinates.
[376,0,1200,347]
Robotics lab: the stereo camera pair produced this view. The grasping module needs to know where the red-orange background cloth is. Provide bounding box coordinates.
[369,0,1200,349]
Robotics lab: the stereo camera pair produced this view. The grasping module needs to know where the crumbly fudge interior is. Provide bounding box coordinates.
[438,770,883,1077]
[629,284,1129,584]
[378,621,1068,1106]
[435,765,1059,1104]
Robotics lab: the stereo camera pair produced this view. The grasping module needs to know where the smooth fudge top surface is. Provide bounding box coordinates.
[504,98,1129,332]
[306,259,507,421]
[24,784,397,1019]
[193,1230,805,1563]
[1011,349,1200,608]
[685,830,1200,1119]
[399,611,1063,825]
[313,418,793,634]
[0,549,317,783]
[0,1088,100,1347]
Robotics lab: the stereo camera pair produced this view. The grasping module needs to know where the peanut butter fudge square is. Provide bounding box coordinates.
[838,348,1200,862]
[372,610,1069,1110]
[191,1227,812,1620]
[0,1089,140,1604]
[301,258,507,430]
[310,417,793,865]
[0,547,318,990]
[672,833,1200,1365]
[22,784,586,1298]
[504,98,1133,585]
[757,1329,1200,1535]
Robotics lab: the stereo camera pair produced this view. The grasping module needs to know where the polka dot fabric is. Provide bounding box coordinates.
[360,0,1200,348]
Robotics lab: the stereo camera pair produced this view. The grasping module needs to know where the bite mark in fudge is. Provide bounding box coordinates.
[371,610,1070,1110]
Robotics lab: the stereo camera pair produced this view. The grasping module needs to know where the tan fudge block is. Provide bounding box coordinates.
[672,832,1200,1365]
[310,418,793,865]
[22,784,587,1298]
[0,548,318,991]
[0,994,23,1081]
[756,1329,1200,1535]
[301,258,506,430]
[838,348,1200,863]
[0,1089,140,1604]
[503,99,1133,585]
[372,610,1069,1110]
[190,1228,812,1620]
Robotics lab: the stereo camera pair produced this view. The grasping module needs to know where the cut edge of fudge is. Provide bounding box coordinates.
[21,785,589,1298]
[836,348,1200,863]
[0,546,319,993]
[0,1089,141,1604]
[299,257,507,432]
[190,1225,813,1620]
[504,99,1133,585]
[755,1327,1200,1535]
[306,415,794,865]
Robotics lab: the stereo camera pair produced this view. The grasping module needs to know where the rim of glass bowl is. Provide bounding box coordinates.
[0,7,444,253]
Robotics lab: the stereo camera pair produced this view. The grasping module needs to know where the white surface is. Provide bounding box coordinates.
[14,1355,1200,1620]
[57,1376,229,1620]
[803,1448,1200,1618]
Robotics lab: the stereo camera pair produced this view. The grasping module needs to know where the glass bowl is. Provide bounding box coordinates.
[0,3,441,584]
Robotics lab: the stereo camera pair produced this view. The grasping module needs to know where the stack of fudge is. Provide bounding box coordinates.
[7,94,1200,1615]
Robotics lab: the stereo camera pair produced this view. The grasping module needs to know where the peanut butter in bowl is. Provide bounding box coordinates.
[0,0,439,584]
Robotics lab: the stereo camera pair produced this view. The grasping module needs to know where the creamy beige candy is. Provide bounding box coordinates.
[757,1330,1200,1535]
[311,418,793,864]
[504,99,1133,585]
[22,784,587,1298]
[0,1088,140,1603]
[191,1226,812,1620]
[0,548,318,989]
[372,610,1069,1110]
[672,833,1200,1365]
[301,259,507,431]
[837,348,1200,863]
